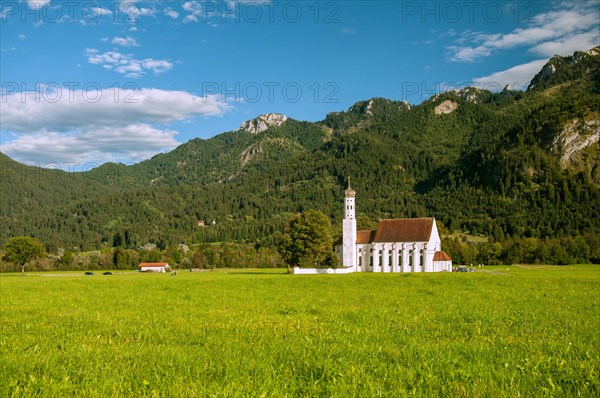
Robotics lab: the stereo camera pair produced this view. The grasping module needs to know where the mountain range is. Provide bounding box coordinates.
[1,47,599,252]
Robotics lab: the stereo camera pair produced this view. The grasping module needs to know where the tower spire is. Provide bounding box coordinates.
[344,177,356,198]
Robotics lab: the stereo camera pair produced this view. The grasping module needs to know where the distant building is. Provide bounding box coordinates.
[139,262,170,273]
[197,220,205,227]
[334,181,452,273]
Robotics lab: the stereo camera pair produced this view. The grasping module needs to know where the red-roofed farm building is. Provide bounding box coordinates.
[139,263,170,273]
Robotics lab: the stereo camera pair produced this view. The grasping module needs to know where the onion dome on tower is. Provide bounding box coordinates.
[344,177,356,197]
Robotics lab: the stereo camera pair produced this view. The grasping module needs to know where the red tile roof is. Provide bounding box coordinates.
[433,251,452,261]
[357,230,377,244]
[335,218,436,246]
[373,218,434,243]
[336,230,376,246]
[139,263,169,267]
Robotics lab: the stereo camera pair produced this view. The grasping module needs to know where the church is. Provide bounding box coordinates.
[335,183,452,273]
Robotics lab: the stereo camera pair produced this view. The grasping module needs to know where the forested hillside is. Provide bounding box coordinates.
[1,48,599,264]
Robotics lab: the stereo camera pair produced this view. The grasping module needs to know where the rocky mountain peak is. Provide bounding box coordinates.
[434,99,459,115]
[539,63,557,79]
[528,46,599,92]
[238,113,288,134]
[453,87,490,103]
[586,46,600,57]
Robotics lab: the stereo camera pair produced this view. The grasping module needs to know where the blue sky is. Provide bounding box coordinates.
[1,0,598,169]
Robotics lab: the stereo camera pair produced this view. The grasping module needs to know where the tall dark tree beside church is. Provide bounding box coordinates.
[277,210,337,270]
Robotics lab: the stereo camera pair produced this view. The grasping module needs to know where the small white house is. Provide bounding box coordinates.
[139,262,170,273]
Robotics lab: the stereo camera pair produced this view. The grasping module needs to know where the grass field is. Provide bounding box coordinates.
[1,266,599,397]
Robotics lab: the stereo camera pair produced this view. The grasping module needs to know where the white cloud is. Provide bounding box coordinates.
[139,59,172,73]
[164,7,179,19]
[88,7,112,17]
[472,59,549,91]
[183,14,198,23]
[182,1,202,13]
[2,125,180,165]
[1,5,14,19]
[110,0,155,24]
[1,88,231,133]
[1,88,232,164]
[182,1,203,23]
[448,2,600,62]
[530,31,600,57]
[111,36,140,47]
[447,45,491,62]
[138,8,154,17]
[18,34,26,40]
[26,0,50,9]
[86,49,172,77]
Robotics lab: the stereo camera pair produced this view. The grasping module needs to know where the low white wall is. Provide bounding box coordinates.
[140,267,167,273]
[433,261,452,272]
[292,267,355,275]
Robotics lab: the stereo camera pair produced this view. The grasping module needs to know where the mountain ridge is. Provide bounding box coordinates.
[1,48,599,250]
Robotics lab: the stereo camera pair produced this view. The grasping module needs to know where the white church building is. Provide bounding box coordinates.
[334,183,452,273]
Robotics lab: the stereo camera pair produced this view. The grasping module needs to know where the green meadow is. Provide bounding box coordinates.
[1,266,598,397]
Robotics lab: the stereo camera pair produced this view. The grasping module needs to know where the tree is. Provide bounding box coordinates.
[3,236,45,276]
[191,251,208,269]
[113,248,138,270]
[58,251,74,270]
[166,245,183,266]
[277,210,336,270]
[112,233,123,248]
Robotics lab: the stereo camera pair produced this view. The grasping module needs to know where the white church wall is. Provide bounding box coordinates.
[426,219,442,272]
[292,267,356,275]
[357,245,367,272]
[428,219,442,250]
[433,260,452,272]
[410,243,423,272]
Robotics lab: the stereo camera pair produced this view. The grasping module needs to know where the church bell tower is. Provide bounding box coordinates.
[342,177,357,270]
